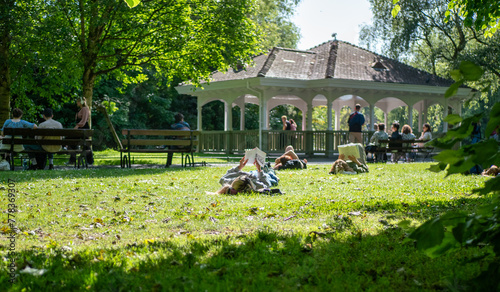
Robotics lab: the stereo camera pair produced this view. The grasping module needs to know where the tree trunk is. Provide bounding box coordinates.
[0,2,13,123]
[0,37,11,123]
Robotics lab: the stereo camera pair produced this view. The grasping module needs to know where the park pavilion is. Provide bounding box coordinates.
[176,40,472,157]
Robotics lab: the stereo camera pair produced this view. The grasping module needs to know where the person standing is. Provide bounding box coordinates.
[289,119,297,131]
[166,113,190,167]
[25,108,63,170]
[348,104,365,144]
[280,115,291,149]
[68,97,93,165]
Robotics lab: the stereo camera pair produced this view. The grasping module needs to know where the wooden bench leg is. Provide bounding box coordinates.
[9,154,15,171]
[120,152,126,168]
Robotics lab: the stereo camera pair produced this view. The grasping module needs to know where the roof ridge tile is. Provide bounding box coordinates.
[257,47,279,77]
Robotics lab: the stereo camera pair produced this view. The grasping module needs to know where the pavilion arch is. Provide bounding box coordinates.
[329,94,369,130]
[201,99,227,131]
[267,95,306,130]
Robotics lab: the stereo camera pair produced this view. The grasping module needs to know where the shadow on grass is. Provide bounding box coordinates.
[0,165,213,183]
[2,227,493,291]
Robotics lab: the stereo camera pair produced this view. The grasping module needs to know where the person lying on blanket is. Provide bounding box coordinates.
[329,153,369,175]
[216,156,280,195]
[273,145,308,170]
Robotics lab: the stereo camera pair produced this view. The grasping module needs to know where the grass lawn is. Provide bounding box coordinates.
[0,157,494,291]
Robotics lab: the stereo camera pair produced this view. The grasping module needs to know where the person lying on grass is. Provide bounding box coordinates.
[482,165,499,177]
[273,145,308,170]
[216,156,280,195]
[329,153,369,175]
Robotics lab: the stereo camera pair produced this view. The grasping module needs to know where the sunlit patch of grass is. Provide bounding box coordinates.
[0,162,493,290]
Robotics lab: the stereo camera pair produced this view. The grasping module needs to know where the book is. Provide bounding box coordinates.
[245,147,267,166]
[338,143,361,158]
[338,143,367,165]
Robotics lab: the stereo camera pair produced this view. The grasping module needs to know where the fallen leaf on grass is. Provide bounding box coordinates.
[348,211,362,216]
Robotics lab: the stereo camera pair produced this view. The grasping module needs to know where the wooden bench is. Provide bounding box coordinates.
[120,129,200,168]
[371,139,434,162]
[0,128,93,170]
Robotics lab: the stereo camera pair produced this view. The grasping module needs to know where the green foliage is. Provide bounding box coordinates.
[269,104,302,130]
[312,106,327,130]
[407,61,500,289]
[253,0,302,50]
[447,0,500,37]
[445,61,484,98]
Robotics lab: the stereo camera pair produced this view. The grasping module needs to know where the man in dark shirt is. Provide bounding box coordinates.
[166,113,190,167]
[348,104,365,144]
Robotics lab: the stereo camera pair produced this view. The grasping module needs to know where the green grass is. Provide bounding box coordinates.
[0,161,494,291]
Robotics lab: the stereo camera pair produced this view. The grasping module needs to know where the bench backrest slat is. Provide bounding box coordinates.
[120,129,200,152]
[121,139,198,146]
[4,128,94,138]
[121,129,200,136]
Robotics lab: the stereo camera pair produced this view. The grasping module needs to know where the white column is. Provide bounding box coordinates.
[408,103,414,130]
[238,100,246,130]
[261,94,270,130]
[327,98,333,131]
[384,112,388,128]
[334,105,340,130]
[416,101,422,131]
[369,104,375,130]
[197,101,203,131]
[306,100,313,131]
[224,101,232,131]
[443,100,448,133]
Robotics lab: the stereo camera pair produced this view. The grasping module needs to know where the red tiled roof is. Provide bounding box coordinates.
[208,40,454,87]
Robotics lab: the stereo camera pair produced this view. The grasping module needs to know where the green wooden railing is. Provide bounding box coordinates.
[198,130,375,157]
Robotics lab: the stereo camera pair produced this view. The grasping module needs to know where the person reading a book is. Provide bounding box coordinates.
[216,156,279,195]
[273,145,308,170]
[329,153,369,175]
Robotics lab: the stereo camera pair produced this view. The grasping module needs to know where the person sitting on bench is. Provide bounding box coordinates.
[0,108,37,157]
[166,113,190,167]
[24,108,63,170]
[365,123,388,161]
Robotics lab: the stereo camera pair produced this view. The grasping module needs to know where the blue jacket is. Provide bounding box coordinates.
[348,112,365,132]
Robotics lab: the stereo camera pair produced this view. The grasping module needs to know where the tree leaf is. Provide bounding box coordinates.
[434,150,463,165]
[423,231,458,258]
[444,114,462,125]
[450,69,462,81]
[485,102,500,138]
[439,211,467,227]
[459,61,484,81]
[409,217,445,251]
[428,162,447,172]
[124,0,141,8]
[444,81,463,98]
[391,5,401,18]
[475,176,500,195]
